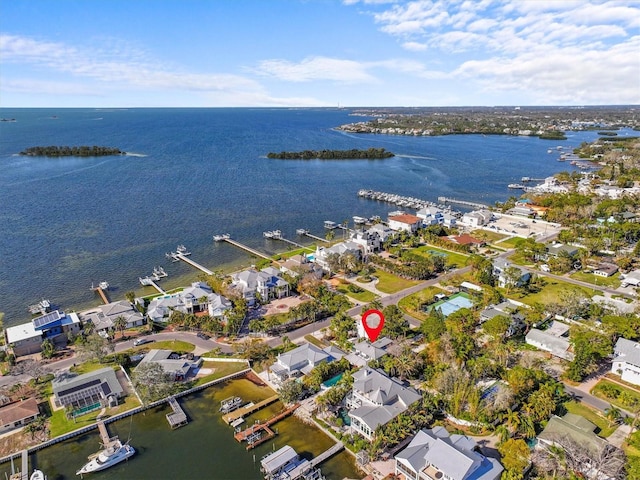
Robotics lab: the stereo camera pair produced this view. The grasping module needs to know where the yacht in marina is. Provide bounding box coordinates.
[76,440,135,475]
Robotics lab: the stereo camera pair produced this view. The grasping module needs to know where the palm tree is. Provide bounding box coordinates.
[125,290,136,304]
[605,404,622,427]
[495,424,511,444]
[325,229,335,241]
[113,315,127,339]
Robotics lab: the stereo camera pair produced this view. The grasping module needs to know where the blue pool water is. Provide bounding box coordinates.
[430,293,474,317]
[322,373,343,388]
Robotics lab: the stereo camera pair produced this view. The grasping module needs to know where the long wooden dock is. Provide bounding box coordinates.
[233,403,299,450]
[97,420,119,448]
[266,232,310,250]
[437,196,488,209]
[222,237,274,262]
[310,441,344,467]
[223,395,279,424]
[300,231,329,243]
[175,253,214,275]
[166,396,188,429]
[93,286,110,305]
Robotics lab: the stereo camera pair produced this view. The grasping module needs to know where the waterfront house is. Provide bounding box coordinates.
[270,342,332,383]
[395,426,503,480]
[52,367,124,414]
[314,241,363,273]
[6,310,82,357]
[279,254,323,278]
[492,258,531,288]
[525,321,573,360]
[145,282,232,322]
[350,224,396,254]
[461,210,493,228]
[416,206,444,226]
[347,367,421,440]
[230,267,290,306]
[388,214,422,233]
[612,337,640,386]
[136,349,202,381]
[80,300,144,334]
[0,398,40,434]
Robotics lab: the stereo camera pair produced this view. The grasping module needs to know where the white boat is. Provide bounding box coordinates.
[28,299,51,315]
[323,221,337,229]
[296,228,308,235]
[352,216,367,224]
[508,183,526,189]
[76,440,135,475]
[213,233,230,242]
[220,396,243,413]
[176,245,191,255]
[98,281,110,290]
[30,470,46,480]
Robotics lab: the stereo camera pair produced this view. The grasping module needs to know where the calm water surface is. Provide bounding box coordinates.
[0,378,360,480]
[0,108,606,325]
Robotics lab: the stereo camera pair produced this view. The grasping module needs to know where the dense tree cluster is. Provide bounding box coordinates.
[20,146,124,157]
[267,148,394,160]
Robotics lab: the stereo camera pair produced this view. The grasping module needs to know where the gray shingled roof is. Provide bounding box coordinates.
[613,337,640,367]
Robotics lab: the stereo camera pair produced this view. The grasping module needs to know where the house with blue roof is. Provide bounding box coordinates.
[5,310,81,356]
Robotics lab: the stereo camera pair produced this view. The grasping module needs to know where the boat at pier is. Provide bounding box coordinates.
[263,230,282,239]
[98,281,109,290]
[295,228,308,235]
[139,277,153,286]
[28,299,51,315]
[508,183,526,189]
[323,221,337,229]
[176,245,191,256]
[152,266,167,278]
[352,216,367,224]
[30,470,46,480]
[213,233,230,242]
[220,396,243,413]
[76,440,135,475]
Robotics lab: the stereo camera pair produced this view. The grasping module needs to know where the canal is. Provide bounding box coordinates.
[2,377,361,480]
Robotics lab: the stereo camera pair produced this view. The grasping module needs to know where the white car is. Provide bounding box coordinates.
[133,338,153,346]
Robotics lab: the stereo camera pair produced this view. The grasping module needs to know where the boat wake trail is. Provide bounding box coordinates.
[5,159,114,187]
[395,154,436,160]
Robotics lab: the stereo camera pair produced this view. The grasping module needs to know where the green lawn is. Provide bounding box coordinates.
[335,285,377,303]
[304,335,328,348]
[570,271,621,288]
[470,230,508,243]
[511,277,597,306]
[563,400,617,438]
[591,378,640,411]
[192,361,249,386]
[373,269,420,294]
[398,286,447,322]
[414,245,469,269]
[132,340,195,353]
[497,237,525,249]
[70,362,115,376]
[48,395,142,438]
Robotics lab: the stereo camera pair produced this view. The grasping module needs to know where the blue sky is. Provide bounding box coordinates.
[1,0,639,107]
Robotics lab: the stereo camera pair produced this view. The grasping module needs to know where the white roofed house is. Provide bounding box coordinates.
[492,258,531,289]
[6,310,82,357]
[461,210,493,228]
[416,206,444,226]
[612,338,640,386]
[145,283,232,324]
[525,321,573,361]
[388,214,423,233]
[269,342,331,383]
[81,300,145,334]
[347,367,421,441]
[314,241,362,273]
[135,349,202,381]
[395,426,503,480]
[230,266,290,306]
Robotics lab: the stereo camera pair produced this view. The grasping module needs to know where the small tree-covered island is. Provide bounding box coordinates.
[20,146,125,157]
[267,147,394,160]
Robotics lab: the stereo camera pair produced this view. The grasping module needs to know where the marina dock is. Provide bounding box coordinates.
[139,277,166,294]
[220,236,275,263]
[310,442,344,468]
[175,253,213,275]
[437,196,488,209]
[166,396,188,429]
[223,395,279,424]
[233,403,300,450]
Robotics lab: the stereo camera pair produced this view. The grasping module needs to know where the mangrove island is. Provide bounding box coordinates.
[20,146,125,157]
[267,147,394,160]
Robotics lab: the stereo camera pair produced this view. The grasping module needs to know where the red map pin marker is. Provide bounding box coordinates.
[362,309,385,342]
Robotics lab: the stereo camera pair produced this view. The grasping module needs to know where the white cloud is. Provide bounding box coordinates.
[402,41,428,51]
[254,56,377,83]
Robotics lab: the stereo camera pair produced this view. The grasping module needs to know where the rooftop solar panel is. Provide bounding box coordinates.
[32,310,62,329]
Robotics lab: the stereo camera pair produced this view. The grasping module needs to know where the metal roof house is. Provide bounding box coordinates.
[52,367,124,414]
[5,310,81,357]
[347,368,421,440]
[136,349,202,381]
[525,323,573,361]
[81,300,144,333]
[612,337,640,386]
[395,426,503,480]
[230,267,290,305]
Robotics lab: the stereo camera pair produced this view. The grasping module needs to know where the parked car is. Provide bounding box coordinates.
[133,337,154,346]
[196,332,210,340]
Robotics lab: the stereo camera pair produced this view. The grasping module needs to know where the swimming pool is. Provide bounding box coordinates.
[430,293,474,317]
[322,373,343,388]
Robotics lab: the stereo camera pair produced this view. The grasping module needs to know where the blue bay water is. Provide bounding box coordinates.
[0,108,603,325]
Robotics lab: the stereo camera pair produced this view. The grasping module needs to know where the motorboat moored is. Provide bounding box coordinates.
[76,440,135,475]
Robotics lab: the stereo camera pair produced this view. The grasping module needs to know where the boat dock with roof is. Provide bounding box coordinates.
[233,403,300,450]
[166,396,188,429]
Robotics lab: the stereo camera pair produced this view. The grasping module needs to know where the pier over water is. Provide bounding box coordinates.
[175,253,213,275]
[437,196,488,209]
